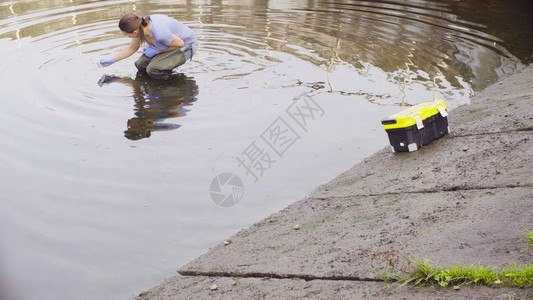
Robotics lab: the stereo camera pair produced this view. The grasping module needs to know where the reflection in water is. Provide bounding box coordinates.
[99,73,199,140]
[0,0,530,96]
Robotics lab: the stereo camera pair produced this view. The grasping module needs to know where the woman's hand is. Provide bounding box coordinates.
[143,46,158,58]
[99,57,116,67]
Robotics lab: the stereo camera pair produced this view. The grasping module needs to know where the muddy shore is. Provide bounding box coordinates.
[135,66,533,299]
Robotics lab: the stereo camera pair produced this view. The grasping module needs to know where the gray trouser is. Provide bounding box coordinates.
[135,43,195,80]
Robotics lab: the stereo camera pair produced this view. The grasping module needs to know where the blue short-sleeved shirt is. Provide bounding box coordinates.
[148,14,197,51]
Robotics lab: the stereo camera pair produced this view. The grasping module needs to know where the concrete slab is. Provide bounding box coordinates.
[449,65,533,136]
[450,96,533,136]
[310,131,532,198]
[179,188,533,280]
[449,94,533,136]
[136,275,532,300]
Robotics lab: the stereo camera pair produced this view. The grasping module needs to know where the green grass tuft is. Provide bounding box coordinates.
[524,229,533,248]
[501,263,533,287]
[396,259,533,288]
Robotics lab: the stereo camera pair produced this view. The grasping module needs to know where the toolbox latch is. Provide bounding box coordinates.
[436,105,448,117]
[414,115,424,130]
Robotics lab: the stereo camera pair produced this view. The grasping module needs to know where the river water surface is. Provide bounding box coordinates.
[0,0,531,299]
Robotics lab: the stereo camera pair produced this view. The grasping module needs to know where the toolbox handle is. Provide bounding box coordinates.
[381,118,397,125]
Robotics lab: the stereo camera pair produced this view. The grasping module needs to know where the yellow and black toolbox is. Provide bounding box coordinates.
[381,100,449,152]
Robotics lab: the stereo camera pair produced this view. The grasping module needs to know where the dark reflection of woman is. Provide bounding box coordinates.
[99,73,199,140]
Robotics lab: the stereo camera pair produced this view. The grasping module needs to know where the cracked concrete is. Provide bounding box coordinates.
[135,66,533,299]
[177,188,533,281]
[136,276,529,300]
[309,131,532,198]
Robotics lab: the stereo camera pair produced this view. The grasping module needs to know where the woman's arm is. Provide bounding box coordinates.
[113,38,141,62]
[157,35,185,53]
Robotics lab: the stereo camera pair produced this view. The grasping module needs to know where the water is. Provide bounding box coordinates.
[0,0,530,299]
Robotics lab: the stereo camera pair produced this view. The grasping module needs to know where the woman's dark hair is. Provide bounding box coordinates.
[119,13,150,43]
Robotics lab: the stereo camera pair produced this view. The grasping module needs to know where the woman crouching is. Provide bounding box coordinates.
[100,13,197,80]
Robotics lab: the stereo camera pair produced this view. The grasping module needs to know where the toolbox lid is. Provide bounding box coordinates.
[381,100,447,130]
